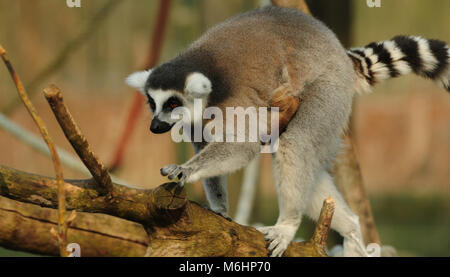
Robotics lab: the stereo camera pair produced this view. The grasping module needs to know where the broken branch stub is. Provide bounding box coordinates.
[44,85,113,196]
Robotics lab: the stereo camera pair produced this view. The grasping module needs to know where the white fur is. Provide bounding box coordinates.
[347,51,372,94]
[354,77,372,95]
[185,72,212,97]
[148,89,175,115]
[351,48,370,77]
[148,89,207,126]
[362,47,377,66]
[371,61,391,81]
[257,225,297,257]
[413,36,439,74]
[125,70,152,93]
[363,45,391,82]
[383,40,413,75]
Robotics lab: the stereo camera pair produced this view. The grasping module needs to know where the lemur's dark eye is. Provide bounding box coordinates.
[164,97,182,111]
[146,94,156,111]
[170,103,180,109]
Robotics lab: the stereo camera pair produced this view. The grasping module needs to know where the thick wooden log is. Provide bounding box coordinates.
[0,196,148,257]
[0,165,330,257]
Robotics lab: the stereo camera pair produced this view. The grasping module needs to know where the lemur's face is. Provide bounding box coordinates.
[145,89,183,134]
[125,70,212,134]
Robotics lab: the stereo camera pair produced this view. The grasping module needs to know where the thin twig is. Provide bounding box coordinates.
[1,0,123,115]
[109,0,172,171]
[44,85,113,196]
[0,45,70,257]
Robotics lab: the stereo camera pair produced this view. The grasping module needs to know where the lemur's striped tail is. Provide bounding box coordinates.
[347,36,450,94]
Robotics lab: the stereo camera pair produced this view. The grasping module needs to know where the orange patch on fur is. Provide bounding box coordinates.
[269,83,301,133]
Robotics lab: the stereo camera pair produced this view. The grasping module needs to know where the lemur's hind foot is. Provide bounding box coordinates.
[257,224,297,257]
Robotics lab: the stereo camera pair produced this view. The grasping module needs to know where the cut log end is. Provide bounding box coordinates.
[152,182,187,210]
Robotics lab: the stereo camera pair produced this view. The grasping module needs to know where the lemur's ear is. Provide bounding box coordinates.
[185,72,212,97]
[125,70,152,93]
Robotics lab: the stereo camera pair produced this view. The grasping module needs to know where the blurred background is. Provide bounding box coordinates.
[0,0,449,256]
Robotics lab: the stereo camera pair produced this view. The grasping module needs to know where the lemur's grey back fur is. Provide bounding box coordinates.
[148,6,353,111]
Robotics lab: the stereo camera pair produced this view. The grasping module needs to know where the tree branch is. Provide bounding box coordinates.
[333,125,381,245]
[44,85,113,196]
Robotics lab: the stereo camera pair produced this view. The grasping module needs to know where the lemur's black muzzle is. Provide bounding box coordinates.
[150,118,173,134]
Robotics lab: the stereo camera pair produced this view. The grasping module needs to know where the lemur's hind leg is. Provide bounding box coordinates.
[257,135,316,257]
[305,171,369,257]
[257,70,356,256]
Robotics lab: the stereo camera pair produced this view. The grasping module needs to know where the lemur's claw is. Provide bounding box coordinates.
[202,205,232,221]
[162,164,192,184]
[216,212,232,222]
[161,164,178,177]
[257,225,297,257]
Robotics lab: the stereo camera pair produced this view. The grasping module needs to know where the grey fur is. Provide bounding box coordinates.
[126,6,449,257]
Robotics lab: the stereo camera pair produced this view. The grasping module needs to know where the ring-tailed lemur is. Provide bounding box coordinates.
[126,6,449,257]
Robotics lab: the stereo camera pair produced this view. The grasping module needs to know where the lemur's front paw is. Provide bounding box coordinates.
[257,224,297,257]
[161,164,193,185]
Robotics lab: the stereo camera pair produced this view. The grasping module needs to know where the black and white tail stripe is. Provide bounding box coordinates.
[347,35,450,94]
